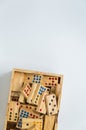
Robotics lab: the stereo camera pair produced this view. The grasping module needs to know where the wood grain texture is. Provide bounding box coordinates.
[44,115,55,130]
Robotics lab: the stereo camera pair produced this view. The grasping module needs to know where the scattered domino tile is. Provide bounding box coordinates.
[20,104,43,119]
[17,107,42,129]
[46,94,58,115]
[42,76,58,87]
[22,118,43,130]
[36,92,49,114]
[7,102,20,122]
[4,68,63,130]
[44,115,55,130]
[32,85,47,105]
[16,108,29,128]
[20,104,37,111]
[27,83,37,104]
[22,83,31,98]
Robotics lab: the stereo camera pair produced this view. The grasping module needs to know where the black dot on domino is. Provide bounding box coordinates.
[47,89,50,91]
[35,108,37,110]
[9,114,11,117]
[51,99,53,102]
[52,108,54,111]
[54,104,56,107]
[26,123,29,126]
[15,113,17,115]
[36,98,38,100]
[53,95,55,98]
[49,103,51,105]
[28,77,30,80]
[50,112,52,114]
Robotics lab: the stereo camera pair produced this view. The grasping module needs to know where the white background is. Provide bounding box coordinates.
[0,0,86,130]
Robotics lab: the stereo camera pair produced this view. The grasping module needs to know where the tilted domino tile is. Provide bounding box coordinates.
[7,101,20,122]
[16,108,29,129]
[27,83,37,104]
[20,104,37,112]
[22,118,43,130]
[21,105,44,118]
[42,76,58,87]
[17,107,42,127]
[21,118,35,129]
[28,108,43,119]
[46,94,58,115]
[19,104,43,119]
[32,85,48,105]
[36,91,49,114]
[16,107,43,129]
[22,83,32,99]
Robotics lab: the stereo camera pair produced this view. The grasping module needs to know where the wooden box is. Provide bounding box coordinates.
[4,68,63,130]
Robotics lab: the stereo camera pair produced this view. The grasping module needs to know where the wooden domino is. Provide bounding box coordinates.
[32,85,48,105]
[44,115,55,130]
[46,94,58,115]
[21,82,32,99]
[16,108,29,129]
[36,91,49,114]
[20,104,37,112]
[42,76,58,87]
[21,118,43,130]
[19,107,42,119]
[4,68,63,130]
[7,101,20,122]
[27,83,37,104]
[16,107,42,129]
